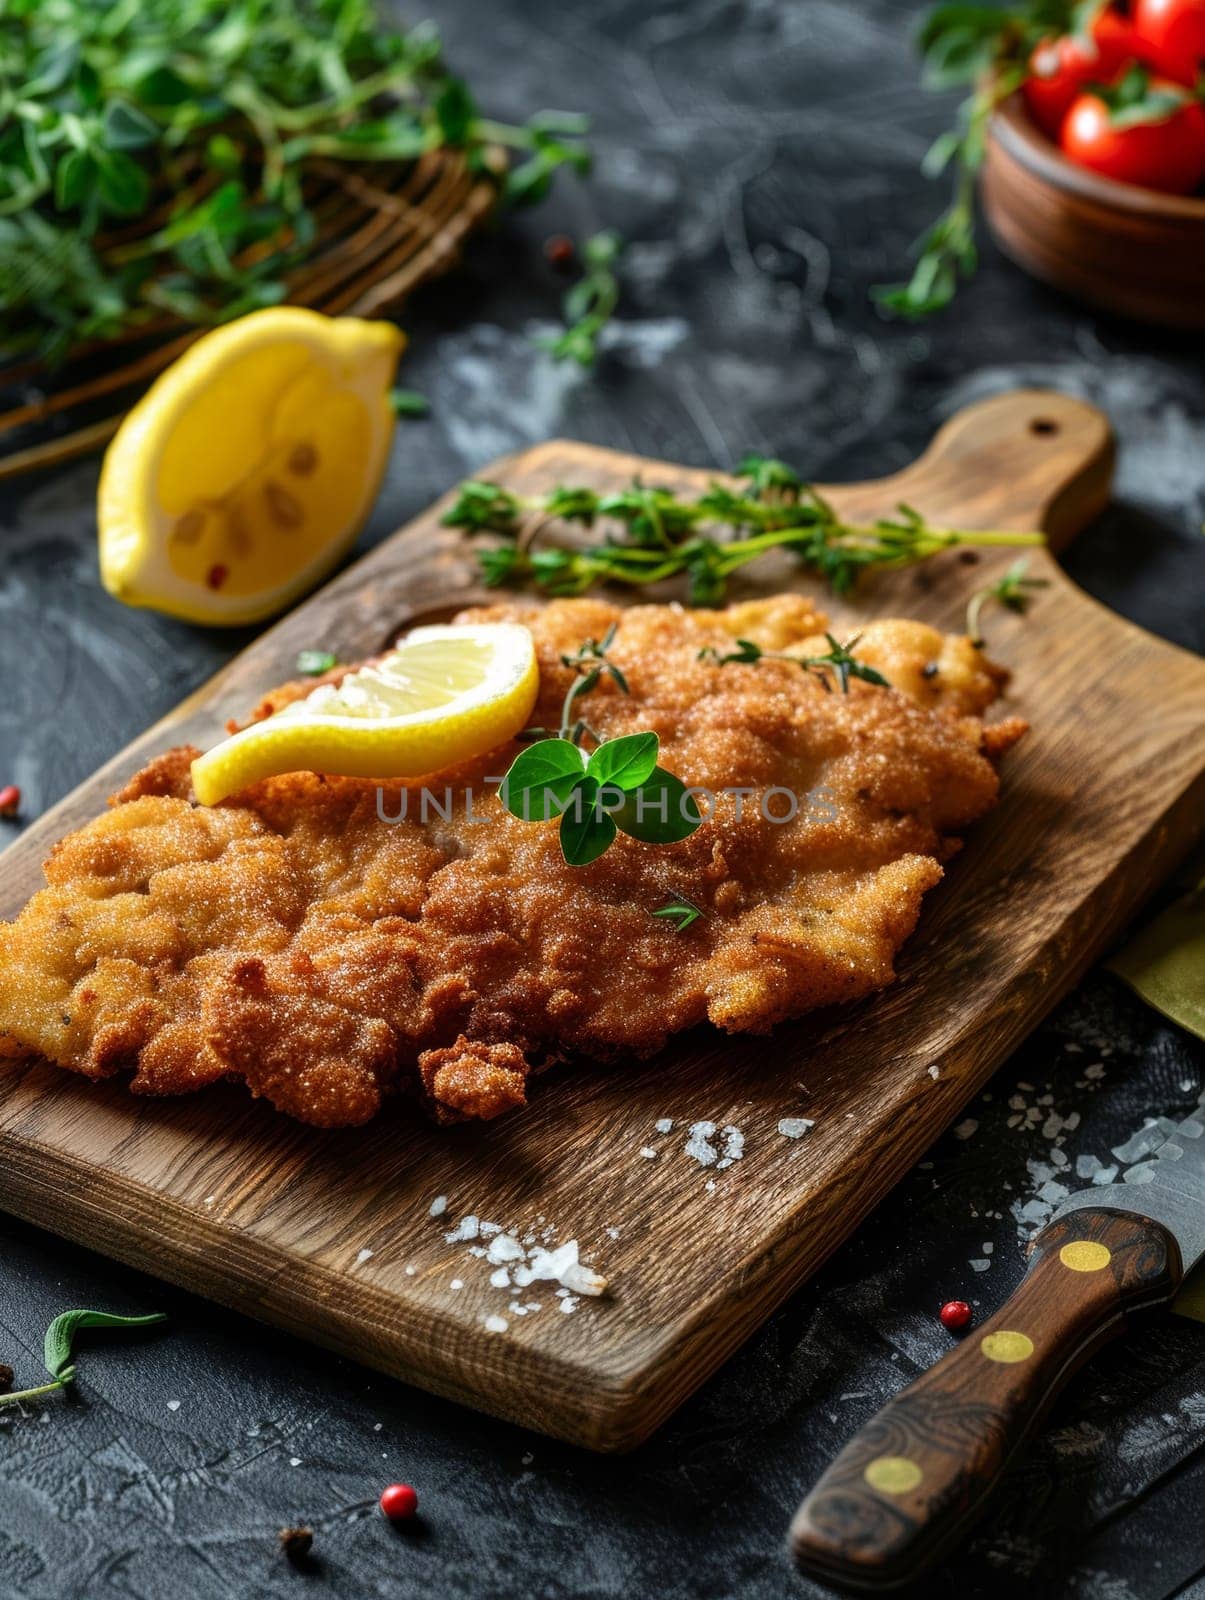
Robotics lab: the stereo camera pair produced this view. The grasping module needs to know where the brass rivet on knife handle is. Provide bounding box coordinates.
[787,1208,1182,1591]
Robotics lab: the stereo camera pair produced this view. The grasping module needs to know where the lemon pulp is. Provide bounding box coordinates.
[99,308,403,625]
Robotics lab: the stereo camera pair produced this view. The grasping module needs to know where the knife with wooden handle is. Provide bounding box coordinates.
[789,1104,1205,1591]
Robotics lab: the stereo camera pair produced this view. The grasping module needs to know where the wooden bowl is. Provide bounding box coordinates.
[982,91,1205,328]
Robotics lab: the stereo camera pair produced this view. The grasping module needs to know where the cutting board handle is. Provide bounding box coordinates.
[788,1206,1181,1591]
[825,389,1115,550]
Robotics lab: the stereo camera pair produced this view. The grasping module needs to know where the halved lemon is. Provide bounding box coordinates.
[99,307,403,626]
[191,623,539,805]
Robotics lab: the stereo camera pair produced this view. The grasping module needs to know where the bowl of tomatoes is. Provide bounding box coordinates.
[980,0,1205,326]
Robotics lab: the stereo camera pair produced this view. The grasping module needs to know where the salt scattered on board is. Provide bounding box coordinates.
[778,1117,814,1139]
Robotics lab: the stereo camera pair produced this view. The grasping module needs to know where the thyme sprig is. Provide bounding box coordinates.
[965,557,1049,646]
[540,229,623,367]
[877,0,1085,317]
[0,0,589,361]
[698,633,890,693]
[445,453,1044,606]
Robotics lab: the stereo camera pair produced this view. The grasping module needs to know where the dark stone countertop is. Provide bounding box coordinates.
[1,3,1203,1598]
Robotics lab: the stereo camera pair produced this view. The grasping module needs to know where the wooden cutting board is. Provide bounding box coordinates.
[2,390,1203,1451]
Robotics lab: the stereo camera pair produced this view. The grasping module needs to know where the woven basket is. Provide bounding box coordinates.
[0,147,498,482]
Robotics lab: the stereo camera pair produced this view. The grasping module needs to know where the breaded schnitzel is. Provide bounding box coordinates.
[0,596,1025,1127]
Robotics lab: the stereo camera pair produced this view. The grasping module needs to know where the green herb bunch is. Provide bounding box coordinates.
[0,0,589,361]
[500,627,701,866]
[445,452,1044,606]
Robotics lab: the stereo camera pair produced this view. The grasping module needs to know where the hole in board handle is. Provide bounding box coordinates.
[1029,418,1059,437]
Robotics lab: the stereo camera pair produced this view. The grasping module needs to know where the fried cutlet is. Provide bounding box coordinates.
[0,596,1026,1126]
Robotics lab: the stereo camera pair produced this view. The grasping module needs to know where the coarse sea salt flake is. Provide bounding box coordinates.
[486,1233,524,1264]
[355,1248,373,1265]
[778,1117,814,1139]
[685,1122,719,1166]
[639,1147,659,1159]
[484,1315,508,1334]
[954,1119,978,1140]
[512,1239,608,1297]
[428,1195,448,1217]
[654,1118,673,1134]
[445,1214,480,1243]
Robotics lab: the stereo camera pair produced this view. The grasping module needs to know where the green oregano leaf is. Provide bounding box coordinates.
[585,730,658,790]
[559,778,616,865]
[501,737,586,821]
[614,767,702,844]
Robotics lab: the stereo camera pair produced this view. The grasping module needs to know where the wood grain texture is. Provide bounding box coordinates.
[0,389,1203,1452]
[789,1207,1183,1591]
[983,94,1205,330]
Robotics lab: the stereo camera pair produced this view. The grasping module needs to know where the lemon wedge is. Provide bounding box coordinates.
[99,307,403,626]
[191,623,539,805]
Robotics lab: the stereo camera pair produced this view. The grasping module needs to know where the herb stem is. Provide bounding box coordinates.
[0,1377,68,1408]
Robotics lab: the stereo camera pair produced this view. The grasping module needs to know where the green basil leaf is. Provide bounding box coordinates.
[501,738,586,821]
[586,731,658,791]
[559,778,616,865]
[614,767,702,844]
[44,1309,167,1381]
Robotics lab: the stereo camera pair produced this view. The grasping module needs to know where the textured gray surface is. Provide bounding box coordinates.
[1,2,1204,1597]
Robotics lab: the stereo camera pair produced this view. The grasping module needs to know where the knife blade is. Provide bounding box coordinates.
[789,1105,1205,1592]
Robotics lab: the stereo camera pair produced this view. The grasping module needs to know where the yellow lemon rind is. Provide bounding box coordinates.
[190,626,539,806]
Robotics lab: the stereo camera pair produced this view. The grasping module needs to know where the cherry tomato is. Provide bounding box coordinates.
[1023,9,1142,138]
[1133,0,1205,85]
[1061,83,1205,191]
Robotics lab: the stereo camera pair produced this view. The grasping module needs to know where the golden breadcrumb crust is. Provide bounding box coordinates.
[0,596,1025,1126]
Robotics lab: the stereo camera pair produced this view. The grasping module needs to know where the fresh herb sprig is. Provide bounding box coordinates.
[698,632,889,693]
[541,230,623,366]
[876,0,1081,317]
[0,1308,166,1409]
[965,557,1049,645]
[500,628,701,866]
[0,0,589,361]
[445,453,1044,606]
